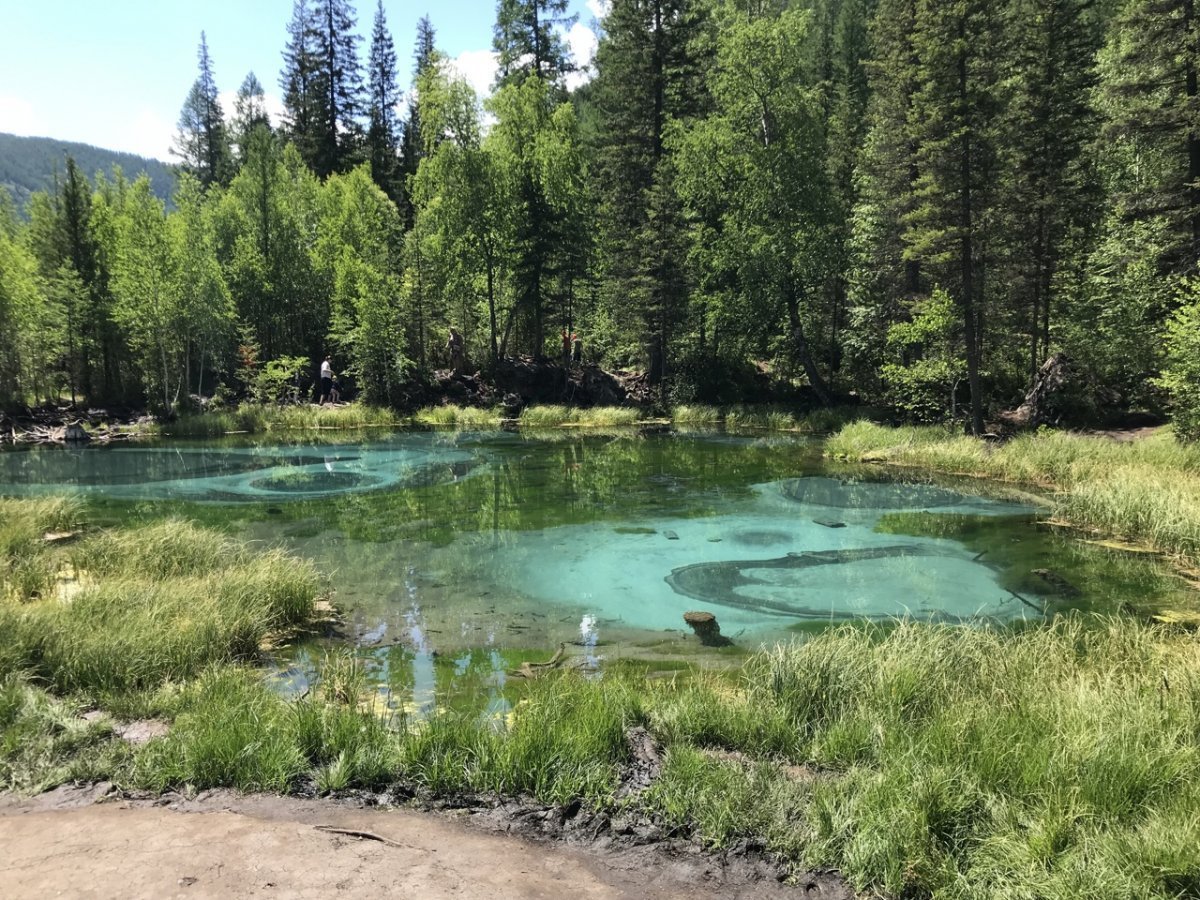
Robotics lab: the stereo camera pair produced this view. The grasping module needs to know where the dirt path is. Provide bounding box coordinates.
[0,788,849,899]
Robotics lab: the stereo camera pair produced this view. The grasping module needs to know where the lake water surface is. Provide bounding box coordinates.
[2,428,1189,715]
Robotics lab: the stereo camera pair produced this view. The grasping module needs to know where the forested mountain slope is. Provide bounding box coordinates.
[0,133,175,212]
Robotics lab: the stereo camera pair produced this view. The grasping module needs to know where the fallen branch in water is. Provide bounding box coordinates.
[508,643,567,679]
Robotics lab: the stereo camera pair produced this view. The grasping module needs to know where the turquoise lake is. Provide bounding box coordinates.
[2,428,1189,714]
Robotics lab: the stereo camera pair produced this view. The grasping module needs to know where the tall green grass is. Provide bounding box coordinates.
[518,405,645,427]
[0,496,82,601]
[162,403,400,436]
[412,405,503,428]
[827,422,1200,565]
[1,517,320,694]
[672,404,863,433]
[646,619,1200,898]
[0,673,129,791]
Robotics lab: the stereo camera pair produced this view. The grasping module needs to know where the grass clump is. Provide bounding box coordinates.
[412,405,503,428]
[518,405,644,427]
[670,404,721,426]
[712,404,863,433]
[133,667,307,792]
[1,512,321,697]
[162,403,399,436]
[0,496,82,601]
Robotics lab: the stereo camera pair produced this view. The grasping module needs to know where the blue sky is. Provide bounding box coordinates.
[0,0,604,161]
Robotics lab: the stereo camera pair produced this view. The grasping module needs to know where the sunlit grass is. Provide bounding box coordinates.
[0,496,82,601]
[646,618,1200,897]
[518,405,645,427]
[412,405,503,427]
[827,421,1200,565]
[161,403,401,436]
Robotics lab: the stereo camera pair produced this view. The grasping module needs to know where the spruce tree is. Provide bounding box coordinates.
[231,72,272,164]
[1001,0,1101,377]
[281,0,321,169]
[172,32,232,189]
[1101,0,1200,273]
[589,0,709,382]
[492,0,576,89]
[399,16,437,227]
[309,0,366,177]
[904,0,1006,434]
[365,0,404,208]
[843,0,921,393]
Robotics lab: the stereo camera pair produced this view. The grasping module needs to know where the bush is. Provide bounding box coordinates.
[1156,282,1200,442]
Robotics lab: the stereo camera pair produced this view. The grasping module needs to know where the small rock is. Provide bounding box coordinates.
[663,530,679,540]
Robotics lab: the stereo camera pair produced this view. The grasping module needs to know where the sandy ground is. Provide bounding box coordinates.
[0,787,849,899]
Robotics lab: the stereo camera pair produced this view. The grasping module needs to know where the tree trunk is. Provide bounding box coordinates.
[785,280,832,406]
[958,40,984,436]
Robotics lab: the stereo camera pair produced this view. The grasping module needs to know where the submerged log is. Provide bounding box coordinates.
[683,610,733,647]
[508,643,567,679]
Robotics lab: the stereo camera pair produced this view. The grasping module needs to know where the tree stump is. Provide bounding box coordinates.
[683,611,733,647]
[62,423,90,443]
[996,353,1072,430]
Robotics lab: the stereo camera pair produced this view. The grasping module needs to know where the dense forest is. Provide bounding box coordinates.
[3,0,1200,434]
[0,133,176,213]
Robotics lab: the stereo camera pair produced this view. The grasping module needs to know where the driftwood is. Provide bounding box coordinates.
[10,423,133,445]
[683,611,733,647]
[508,643,567,679]
[313,825,410,849]
[996,353,1072,430]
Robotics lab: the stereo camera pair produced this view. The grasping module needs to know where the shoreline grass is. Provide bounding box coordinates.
[825,421,1200,567]
[154,401,863,436]
[161,403,404,437]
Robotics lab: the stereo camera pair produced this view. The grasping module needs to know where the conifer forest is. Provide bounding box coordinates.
[3,0,1200,435]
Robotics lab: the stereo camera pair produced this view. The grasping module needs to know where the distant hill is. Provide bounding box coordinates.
[0,133,176,213]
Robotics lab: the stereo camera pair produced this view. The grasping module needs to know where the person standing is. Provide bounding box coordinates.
[319,356,334,404]
[447,327,466,375]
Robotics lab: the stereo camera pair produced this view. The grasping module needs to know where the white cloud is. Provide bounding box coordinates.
[586,0,611,21]
[121,108,176,161]
[564,22,599,92]
[452,49,500,99]
[0,95,45,137]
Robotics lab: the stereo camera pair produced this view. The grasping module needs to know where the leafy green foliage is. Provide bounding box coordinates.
[1155,281,1200,442]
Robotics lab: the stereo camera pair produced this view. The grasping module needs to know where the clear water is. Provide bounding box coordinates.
[2,429,1190,714]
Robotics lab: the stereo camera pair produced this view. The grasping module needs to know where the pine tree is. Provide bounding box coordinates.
[365,0,404,207]
[1001,0,1101,377]
[309,0,366,177]
[399,16,437,228]
[589,0,710,382]
[231,72,272,164]
[493,0,576,89]
[905,0,1006,433]
[172,32,232,189]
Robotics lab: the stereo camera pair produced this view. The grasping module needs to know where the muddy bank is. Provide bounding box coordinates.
[0,784,852,899]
